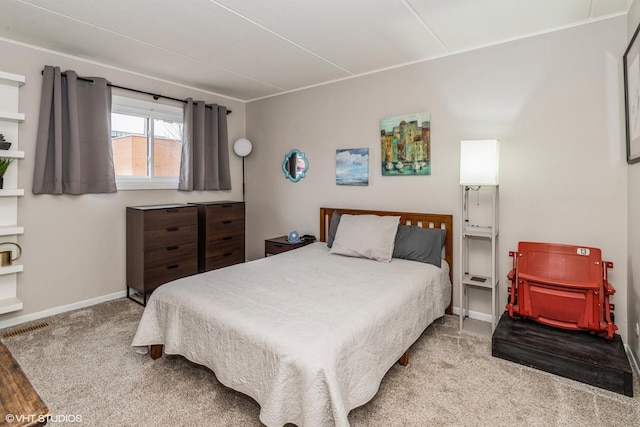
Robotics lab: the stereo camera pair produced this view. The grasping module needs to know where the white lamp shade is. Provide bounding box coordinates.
[460,139,499,185]
[233,138,253,157]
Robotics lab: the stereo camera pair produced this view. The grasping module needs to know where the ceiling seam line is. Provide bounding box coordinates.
[247,13,624,103]
[588,0,595,19]
[208,0,355,76]
[0,36,253,102]
[399,0,449,53]
[16,0,286,92]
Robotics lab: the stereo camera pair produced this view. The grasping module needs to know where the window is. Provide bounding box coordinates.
[111,95,184,190]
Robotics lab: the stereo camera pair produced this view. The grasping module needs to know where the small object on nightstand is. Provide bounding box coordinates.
[287,230,300,243]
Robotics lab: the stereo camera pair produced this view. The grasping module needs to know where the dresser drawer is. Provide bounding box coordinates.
[144,206,197,230]
[206,221,245,240]
[203,202,245,221]
[144,224,197,250]
[265,240,293,255]
[142,258,198,291]
[144,242,198,270]
[205,210,244,230]
[265,236,314,255]
[205,233,244,254]
[204,251,245,270]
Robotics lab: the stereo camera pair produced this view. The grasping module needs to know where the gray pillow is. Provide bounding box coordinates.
[327,210,341,248]
[392,224,446,267]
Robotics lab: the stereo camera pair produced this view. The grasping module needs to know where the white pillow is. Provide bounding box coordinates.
[329,214,400,262]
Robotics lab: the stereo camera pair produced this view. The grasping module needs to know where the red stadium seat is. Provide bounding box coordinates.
[506,242,617,339]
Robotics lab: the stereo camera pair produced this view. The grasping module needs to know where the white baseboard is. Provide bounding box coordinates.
[0,290,127,330]
[451,306,493,323]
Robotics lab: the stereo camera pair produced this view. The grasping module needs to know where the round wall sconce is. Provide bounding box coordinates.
[233,138,253,158]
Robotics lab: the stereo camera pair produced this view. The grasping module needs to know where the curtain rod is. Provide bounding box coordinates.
[41,70,232,115]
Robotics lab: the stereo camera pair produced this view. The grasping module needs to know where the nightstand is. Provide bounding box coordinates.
[264,235,315,256]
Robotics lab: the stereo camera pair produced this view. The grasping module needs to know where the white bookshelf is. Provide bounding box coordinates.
[0,111,25,122]
[0,71,25,314]
[0,226,24,236]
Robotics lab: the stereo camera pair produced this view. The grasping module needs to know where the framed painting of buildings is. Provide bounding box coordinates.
[336,148,369,186]
[380,112,430,175]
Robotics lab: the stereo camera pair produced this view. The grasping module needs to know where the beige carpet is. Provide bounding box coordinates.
[1,298,638,426]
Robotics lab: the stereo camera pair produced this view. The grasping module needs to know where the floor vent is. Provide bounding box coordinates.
[1,322,51,338]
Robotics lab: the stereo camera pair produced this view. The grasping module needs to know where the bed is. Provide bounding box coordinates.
[132,207,453,426]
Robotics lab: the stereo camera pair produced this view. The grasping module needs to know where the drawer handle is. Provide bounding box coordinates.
[166,227,179,232]
[222,220,232,224]
[223,252,232,257]
[223,236,233,241]
[167,264,179,270]
[165,208,178,213]
[273,243,283,248]
[166,246,179,251]
[222,204,232,208]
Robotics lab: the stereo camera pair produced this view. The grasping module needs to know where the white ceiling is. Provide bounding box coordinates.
[0,0,631,101]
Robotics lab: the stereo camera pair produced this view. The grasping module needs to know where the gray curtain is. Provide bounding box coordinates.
[32,66,116,195]
[179,99,231,191]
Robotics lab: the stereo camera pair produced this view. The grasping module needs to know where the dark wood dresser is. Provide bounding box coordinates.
[194,201,245,273]
[126,204,198,305]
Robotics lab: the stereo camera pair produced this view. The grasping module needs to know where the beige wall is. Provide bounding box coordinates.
[246,16,630,341]
[0,39,246,326]
[628,0,640,368]
[0,14,633,349]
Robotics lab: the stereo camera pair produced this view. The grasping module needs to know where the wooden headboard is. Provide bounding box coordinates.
[320,207,453,314]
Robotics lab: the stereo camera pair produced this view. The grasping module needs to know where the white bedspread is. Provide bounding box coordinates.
[132,242,451,427]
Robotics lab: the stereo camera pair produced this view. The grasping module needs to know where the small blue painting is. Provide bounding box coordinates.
[336,148,369,186]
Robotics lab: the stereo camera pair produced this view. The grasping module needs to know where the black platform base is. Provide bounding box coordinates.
[492,312,633,397]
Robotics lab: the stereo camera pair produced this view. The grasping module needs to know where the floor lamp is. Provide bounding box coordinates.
[233,138,253,202]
